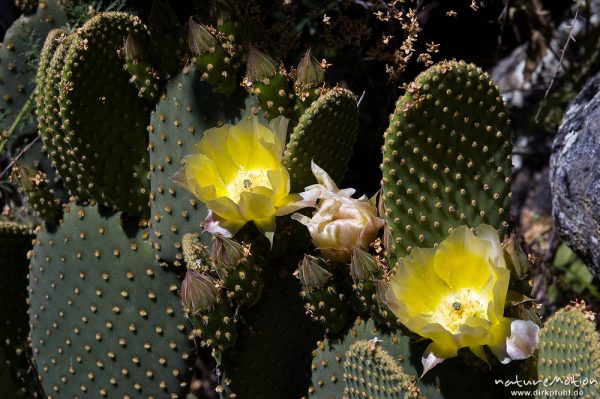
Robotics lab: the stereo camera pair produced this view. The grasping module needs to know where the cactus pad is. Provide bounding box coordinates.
[147,66,247,266]
[537,304,600,398]
[42,12,151,214]
[284,87,358,192]
[28,204,194,398]
[381,60,512,258]
[0,0,66,140]
[343,340,416,399]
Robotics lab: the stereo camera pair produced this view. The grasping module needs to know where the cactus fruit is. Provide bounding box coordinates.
[189,18,241,96]
[381,60,512,259]
[211,234,264,308]
[343,340,417,399]
[28,203,194,398]
[147,66,247,266]
[181,269,238,351]
[245,46,293,119]
[0,222,34,398]
[36,12,152,214]
[296,255,351,334]
[537,304,600,398]
[284,87,359,192]
[0,0,67,141]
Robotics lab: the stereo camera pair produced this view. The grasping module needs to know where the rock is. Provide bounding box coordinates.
[550,71,600,276]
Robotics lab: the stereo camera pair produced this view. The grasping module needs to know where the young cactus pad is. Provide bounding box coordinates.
[28,204,194,398]
[284,87,359,192]
[381,60,512,258]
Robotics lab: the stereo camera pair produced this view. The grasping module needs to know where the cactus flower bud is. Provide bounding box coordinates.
[350,246,382,281]
[124,31,147,63]
[502,234,529,280]
[294,254,332,290]
[293,163,384,263]
[188,17,217,55]
[246,46,278,82]
[296,47,324,86]
[181,270,220,316]
[211,234,246,267]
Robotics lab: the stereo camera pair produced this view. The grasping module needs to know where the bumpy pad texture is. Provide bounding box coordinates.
[0,0,66,139]
[344,340,411,399]
[219,257,324,399]
[537,305,600,398]
[381,60,511,258]
[41,12,150,213]
[29,204,194,398]
[148,66,247,266]
[284,87,358,192]
[310,317,505,399]
[0,222,34,397]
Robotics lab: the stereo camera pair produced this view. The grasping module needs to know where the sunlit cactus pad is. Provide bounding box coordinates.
[537,304,600,398]
[381,60,512,258]
[28,204,194,398]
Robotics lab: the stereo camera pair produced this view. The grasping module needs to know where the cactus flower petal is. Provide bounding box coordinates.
[386,225,538,375]
[175,116,311,238]
[293,163,383,262]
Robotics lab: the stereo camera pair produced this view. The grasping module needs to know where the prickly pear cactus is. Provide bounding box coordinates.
[381,60,512,258]
[537,304,600,398]
[28,204,194,398]
[37,12,151,214]
[0,0,66,141]
[0,222,34,398]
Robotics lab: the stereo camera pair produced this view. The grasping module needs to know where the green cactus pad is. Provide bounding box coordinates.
[344,340,416,399]
[0,0,66,140]
[381,60,512,258]
[310,317,506,399]
[0,222,34,397]
[218,254,324,398]
[147,66,247,266]
[34,28,66,165]
[28,204,194,398]
[11,136,66,224]
[284,87,359,192]
[51,12,150,214]
[537,305,600,398]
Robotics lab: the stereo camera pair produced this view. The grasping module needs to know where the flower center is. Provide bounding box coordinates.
[226,169,271,202]
[431,288,487,334]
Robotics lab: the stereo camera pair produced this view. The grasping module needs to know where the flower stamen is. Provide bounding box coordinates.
[226,169,272,202]
[431,288,486,334]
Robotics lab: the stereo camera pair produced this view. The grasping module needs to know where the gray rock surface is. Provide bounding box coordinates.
[550,71,600,276]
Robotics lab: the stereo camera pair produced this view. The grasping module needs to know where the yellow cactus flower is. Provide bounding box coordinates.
[386,225,539,375]
[173,116,313,240]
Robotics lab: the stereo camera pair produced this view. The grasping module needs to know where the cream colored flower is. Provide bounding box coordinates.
[293,162,384,262]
